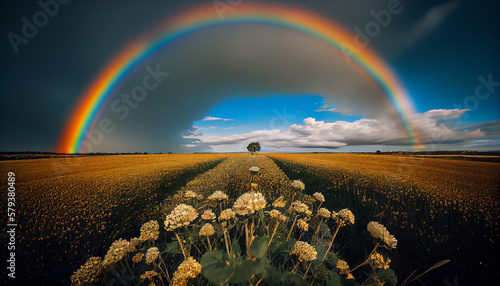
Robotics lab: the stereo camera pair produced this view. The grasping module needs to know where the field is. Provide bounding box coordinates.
[1,153,499,285]
[0,154,230,284]
[268,153,500,285]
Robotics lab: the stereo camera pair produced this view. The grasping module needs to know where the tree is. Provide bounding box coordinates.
[247,142,261,154]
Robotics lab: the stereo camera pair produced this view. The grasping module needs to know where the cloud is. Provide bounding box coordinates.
[393,1,460,55]
[316,105,354,116]
[202,116,234,121]
[184,109,490,151]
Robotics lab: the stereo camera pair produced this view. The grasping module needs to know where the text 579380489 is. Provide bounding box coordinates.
[7,172,16,279]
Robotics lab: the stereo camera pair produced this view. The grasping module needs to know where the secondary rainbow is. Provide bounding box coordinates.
[56,3,419,153]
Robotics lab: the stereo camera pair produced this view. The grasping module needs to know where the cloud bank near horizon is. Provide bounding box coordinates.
[184,109,500,152]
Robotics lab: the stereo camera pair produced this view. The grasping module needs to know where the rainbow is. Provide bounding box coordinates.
[56,2,419,153]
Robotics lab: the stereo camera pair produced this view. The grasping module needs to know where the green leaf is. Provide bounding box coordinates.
[341,279,361,286]
[228,260,265,283]
[376,269,397,286]
[200,250,232,284]
[283,273,309,286]
[249,235,269,260]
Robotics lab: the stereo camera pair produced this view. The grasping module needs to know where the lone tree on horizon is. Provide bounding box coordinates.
[247,142,261,155]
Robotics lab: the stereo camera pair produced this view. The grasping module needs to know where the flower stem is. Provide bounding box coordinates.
[174,231,187,259]
[320,224,341,265]
[286,215,298,243]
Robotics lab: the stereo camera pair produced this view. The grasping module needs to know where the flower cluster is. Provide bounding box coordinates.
[219,209,236,220]
[102,238,130,269]
[201,209,216,220]
[297,218,309,231]
[132,253,144,263]
[370,252,391,269]
[184,190,198,198]
[164,204,198,231]
[172,257,202,286]
[269,209,287,221]
[290,200,312,215]
[145,247,159,264]
[70,257,103,285]
[291,241,317,261]
[332,209,355,227]
[208,191,228,201]
[199,223,215,236]
[317,208,331,218]
[367,221,397,249]
[139,220,160,241]
[291,180,305,190]
[313,192,325,202]
[232,192,267,216]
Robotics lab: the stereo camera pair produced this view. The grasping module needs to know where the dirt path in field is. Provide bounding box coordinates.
[165,155,303,207]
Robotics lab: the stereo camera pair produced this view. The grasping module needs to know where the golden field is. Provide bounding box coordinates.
[0,154,229,283]
[268,153,500,212]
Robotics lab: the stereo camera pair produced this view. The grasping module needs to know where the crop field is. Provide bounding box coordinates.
[1,153,498,285]
[268,153,500,285]
[0,154,230,284]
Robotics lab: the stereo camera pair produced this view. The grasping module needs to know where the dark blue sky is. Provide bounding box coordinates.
[1,0,498,152]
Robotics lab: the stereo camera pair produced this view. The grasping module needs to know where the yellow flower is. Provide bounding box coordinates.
[336,259,350,274]
[145,247,159,264]
[332,209,355,226]
[317,208,331,218]
[132,253,144,263]
[201,209,216,220]
[291,241,317,261]
[172,257,202,285]
[268,209,287,221]
[70,257,103,285]
[313,192,325,202]
[139,220,159,241]
[297,218,309,231]
[140,270,158,282]
[290,200,310,215]
[184,190,198,198]
[370,252,391,269]
[102,239,130,269]
[272,196,287,208]
[208,191,228,201]
[199,223,215,236]
[219,209,236,220]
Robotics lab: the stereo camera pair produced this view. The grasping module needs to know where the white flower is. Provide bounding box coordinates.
[313,192,325,202]
[164,204,198,231]
[291,180,305,190]
[232,192,267,216]
[367,221,397,249]
[208,191,228,201]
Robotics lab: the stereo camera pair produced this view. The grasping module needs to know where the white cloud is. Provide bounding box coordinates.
[202,116,234,121]
[184,109,489,151]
